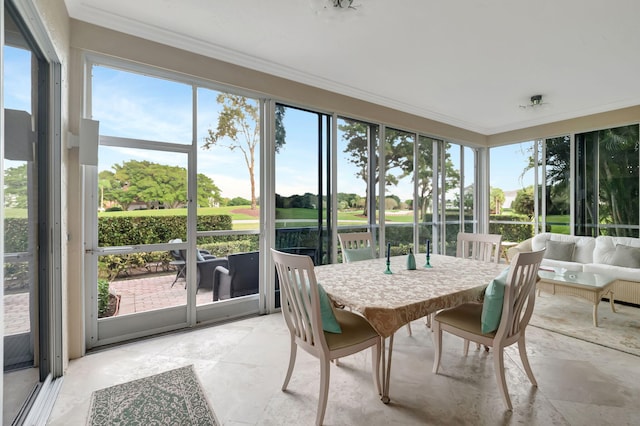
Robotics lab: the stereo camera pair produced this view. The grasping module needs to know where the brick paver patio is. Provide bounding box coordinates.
[4,272,216,335]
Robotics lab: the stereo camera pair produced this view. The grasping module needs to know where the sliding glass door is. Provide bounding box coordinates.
[3,3,62,423]
[275,105,332,265]
[85,60,262,347]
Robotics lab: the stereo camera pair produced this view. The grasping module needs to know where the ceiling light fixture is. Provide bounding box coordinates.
[333,0,354,7]
[310,0,358,14]
[519,94,545,109]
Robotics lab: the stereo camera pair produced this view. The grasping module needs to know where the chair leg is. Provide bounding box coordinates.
[282,336,297,391]
[371,341,382,395]
[518,334,537,387]
[463,339,470,356]
[493,347,513,411]
[316,357,331,426]
[406,323,412,336]
[432,322,443,374]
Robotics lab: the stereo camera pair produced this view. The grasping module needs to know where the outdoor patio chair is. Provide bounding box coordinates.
[432,249,545,410]
[168,239,228,293]
[271,248,381,426]
[213,251,259,301]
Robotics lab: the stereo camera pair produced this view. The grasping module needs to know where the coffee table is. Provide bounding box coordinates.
[537,270,616,327]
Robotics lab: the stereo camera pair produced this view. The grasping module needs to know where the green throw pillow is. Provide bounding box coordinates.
[343,247,374,263]
[481,267,510,334]
[543,240,575,261]
[296,278,342,334]
[611,244,640,268]
[317,284,342,334]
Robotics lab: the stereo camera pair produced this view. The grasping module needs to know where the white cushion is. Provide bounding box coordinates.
[540,259,583,272]
[584,263,640,282]
[593,236,640,264]
[531,233,595,264]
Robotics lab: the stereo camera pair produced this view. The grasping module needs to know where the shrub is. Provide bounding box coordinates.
[489,214,534,242]
[97,279,110,317]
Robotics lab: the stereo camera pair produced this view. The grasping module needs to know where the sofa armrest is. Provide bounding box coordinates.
[507,238,533,261]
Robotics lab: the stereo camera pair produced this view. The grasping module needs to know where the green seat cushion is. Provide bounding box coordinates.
[343,247,374,263]
[481,267,510,334]
[611,244,640,268]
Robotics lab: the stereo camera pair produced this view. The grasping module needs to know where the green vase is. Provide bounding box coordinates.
[406,248,416,270]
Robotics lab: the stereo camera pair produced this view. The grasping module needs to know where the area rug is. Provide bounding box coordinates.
[87,365,218,425]
[530,293,640,357]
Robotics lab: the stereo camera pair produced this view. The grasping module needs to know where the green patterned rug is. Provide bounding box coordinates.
[87,365,218,425]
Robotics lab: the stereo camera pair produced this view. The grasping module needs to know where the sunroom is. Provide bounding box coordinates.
[2,0,640,424]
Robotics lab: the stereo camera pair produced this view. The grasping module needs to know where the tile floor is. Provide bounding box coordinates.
[48,313,640,425]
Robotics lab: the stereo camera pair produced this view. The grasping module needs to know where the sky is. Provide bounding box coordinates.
[5,46,535,203]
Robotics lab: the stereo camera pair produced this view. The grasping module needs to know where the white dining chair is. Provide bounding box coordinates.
[432,249,545,410]
[456,232,503,264]
[271,249,381,425]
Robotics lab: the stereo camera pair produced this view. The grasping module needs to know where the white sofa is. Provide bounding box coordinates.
[507,232,640,305]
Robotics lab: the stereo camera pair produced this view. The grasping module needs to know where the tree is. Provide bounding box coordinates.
[228,196,251,206]
[513,186,535,217]
[596,126,639,236]
[340,123,460,219]
[4,164,28,208]
[490,187,505,214]
[197,173,222,207]
[204,96,286,210]
[100,160,220,210]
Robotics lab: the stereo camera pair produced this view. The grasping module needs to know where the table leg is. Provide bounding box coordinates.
[380,334,394,404]
[592,303,599,327]
[609,292,616,313]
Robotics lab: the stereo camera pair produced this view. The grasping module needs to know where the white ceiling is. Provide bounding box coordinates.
[64,0,640,135]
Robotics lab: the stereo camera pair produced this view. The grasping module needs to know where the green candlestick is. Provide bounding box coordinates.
[384,259,393,274]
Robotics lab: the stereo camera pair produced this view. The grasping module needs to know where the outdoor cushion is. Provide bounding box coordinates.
[343,247,375,263]
[481,267,510,334]
[611,244,640,268]
[544,240,575,262]
[196,250,205,262]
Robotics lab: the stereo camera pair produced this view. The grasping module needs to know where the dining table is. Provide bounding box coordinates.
[314,254,507,403]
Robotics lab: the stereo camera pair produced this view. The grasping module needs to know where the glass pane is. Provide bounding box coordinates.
[444,143,461,255]
[489,141,536,244]
[195,88,262,305]
[275,106,329,265]
[98,250,188,316]
[97,147,189,312]
[92,65,192,143]
[337,117,379,258]
[384,128,415,255]
[462,146,475,233]
[417,136,435,255]
[575,125,639,237]
[3,30,39,424]
[544,136,570,234]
